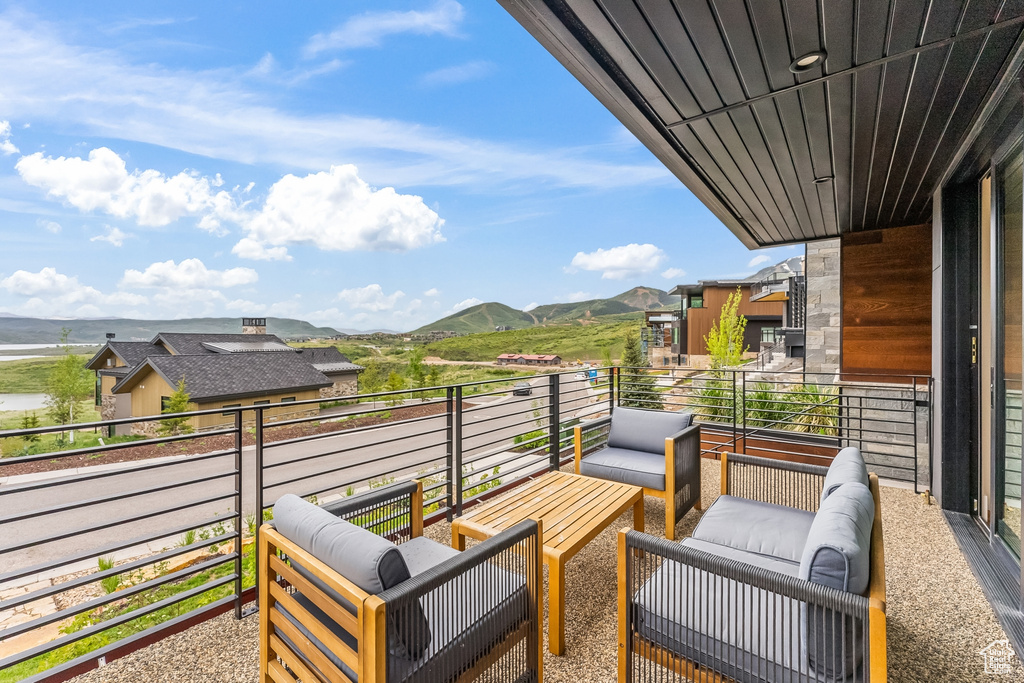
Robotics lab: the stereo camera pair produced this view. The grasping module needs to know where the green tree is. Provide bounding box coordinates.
[159,377,194,436]
[359,359,385,394]
[618,328,662,409]
[600,346,614,367]
[45,328,93,445]
[705,286,749,371]
[384,371,406,407]
[408,349,427,392]
[19,414,41,443]
[426,365,443,397]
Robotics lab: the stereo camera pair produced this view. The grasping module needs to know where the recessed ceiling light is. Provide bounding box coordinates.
[790,50,827,73]
[812,176,833,185]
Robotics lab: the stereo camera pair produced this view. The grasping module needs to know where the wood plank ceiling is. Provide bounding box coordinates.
[500,0,1024,247]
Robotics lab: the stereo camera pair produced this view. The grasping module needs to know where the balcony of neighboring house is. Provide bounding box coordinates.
[0,365,1014,683]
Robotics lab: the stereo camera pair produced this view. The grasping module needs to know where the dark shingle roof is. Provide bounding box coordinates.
[113,353,332,401]
[153,333,287,356]
[86,341,171,370]
[201,341,294,353]
[295,347,351,364]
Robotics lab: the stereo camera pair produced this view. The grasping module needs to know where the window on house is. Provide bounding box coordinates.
[690,295,703,308]
[106,358,113,367]
[160,396,171,412]
[221,404,241,416]
[253,400,271,406]
[281,397,296,403]
[95,376,102,406]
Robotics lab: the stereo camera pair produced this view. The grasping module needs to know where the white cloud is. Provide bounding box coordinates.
[0,120,18,155]
[522,302,539,312]
[748,254,771,268]
[565,291,590,303]
[0,266,147,317]
[420,61,494,87]
[35,218,61,233]
[234,164,445,260]
[337,284,405,312]
[90,226,127,247]
[661,267,686,280]
[121,258,258,289]
[569,243,666,280]
[305,1,464,55]
[452,297,482,312]
[231,238,292,262]
[16,147,241,229]
[423,287,440,297]
[0,15,671,190]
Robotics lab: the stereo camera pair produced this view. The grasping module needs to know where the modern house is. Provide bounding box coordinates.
[496,353,562,366]
[500,0,1024,653]
[86,319,362,433]
[667,279,786,367]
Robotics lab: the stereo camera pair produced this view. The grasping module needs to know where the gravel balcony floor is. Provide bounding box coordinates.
[69,460,1020,683]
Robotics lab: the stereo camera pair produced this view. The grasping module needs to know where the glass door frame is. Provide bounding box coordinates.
[991,127,1024,568]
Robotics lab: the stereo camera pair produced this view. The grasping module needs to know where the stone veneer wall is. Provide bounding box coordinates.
[100,394,117,422]
[320,375,358,399]
[804,239,841,376]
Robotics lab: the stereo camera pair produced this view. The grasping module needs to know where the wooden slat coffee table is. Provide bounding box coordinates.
[451,470,643,655]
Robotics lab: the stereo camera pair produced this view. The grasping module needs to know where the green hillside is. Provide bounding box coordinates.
[0,316,342,343]
[413,286,678,334]
[423,319,636,362]
[412,302,534,334]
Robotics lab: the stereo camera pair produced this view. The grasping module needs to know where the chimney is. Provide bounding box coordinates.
[106,332,116,340]
[242,318,267,335]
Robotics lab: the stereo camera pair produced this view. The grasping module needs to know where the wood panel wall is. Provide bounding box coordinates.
[841,223,932,377]
[686,285,784,355]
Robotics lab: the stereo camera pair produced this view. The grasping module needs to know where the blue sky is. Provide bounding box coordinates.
[0,1,797,331]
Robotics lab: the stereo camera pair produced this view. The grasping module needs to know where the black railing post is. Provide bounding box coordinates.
[445,386,454,521]
[233,409,242,620]
[548,373,560,471]
[741,370,747,455]
[609,367,617,412]
[454,386,464,516]
[731,370,738,453]
[252,406,263,614]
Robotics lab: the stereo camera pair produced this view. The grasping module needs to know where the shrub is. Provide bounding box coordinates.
[97,556,121,595]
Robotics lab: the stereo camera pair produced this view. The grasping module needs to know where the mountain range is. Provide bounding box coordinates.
[411,286,680,335]
[0,317,342,344]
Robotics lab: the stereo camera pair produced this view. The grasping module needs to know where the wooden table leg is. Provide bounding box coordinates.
[632,495,644,533]
[549,555,566,655]
[451,522,466,551]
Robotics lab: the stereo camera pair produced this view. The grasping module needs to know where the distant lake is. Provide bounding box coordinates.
[0,393,48,411]
[0,355,43,362]
[0,343,97,352]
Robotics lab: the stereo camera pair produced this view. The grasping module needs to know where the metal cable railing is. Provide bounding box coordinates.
[0,364,927,681]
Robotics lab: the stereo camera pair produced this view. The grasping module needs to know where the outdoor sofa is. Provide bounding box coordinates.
[618,448,887,683]
[574,406,701,540]
[258,480,543,683]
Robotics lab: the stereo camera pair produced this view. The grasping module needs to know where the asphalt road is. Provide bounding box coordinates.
[1,376,605,576]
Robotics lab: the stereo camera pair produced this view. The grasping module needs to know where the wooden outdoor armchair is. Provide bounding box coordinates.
[573,406,702,540]
[258,480,543,683]
[617,451,887,683]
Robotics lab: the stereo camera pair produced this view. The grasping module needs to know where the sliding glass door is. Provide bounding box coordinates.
[996,144,1024,558]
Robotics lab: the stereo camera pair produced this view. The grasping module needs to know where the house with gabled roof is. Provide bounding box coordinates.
[85,319,362,433]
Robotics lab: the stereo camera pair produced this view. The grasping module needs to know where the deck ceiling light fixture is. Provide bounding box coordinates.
[812,175,834,185]
[790,50,827,73]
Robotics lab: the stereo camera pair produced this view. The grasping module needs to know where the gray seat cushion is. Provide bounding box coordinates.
[821,448,869,504]
[634,539,806,682]
[683,538,800,577]
[608,406,692,454]
[692,495,815,564]
[580,447,666,490]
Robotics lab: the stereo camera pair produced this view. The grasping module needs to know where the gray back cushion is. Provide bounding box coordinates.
[273,494,431,660]
[821,447,869,505]
[274,493,411,594]
[799,482,875,678]
[608,407,692,454]
[799,482,875,594]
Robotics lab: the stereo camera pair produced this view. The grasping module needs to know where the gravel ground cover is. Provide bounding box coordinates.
[68,460,1019,683]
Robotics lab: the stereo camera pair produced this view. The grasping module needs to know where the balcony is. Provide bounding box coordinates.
[750,272,798,303]
[0,368,1010,682]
